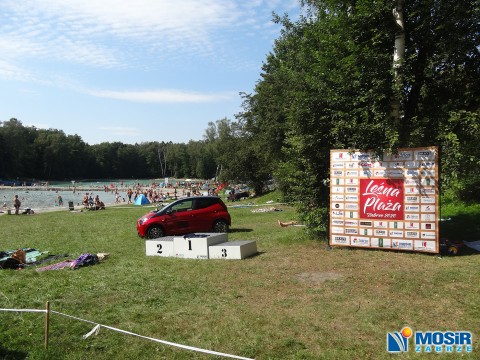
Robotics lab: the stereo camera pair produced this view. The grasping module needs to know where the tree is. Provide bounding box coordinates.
[240,0,479,234]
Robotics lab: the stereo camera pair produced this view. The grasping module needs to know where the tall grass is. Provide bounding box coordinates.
[0,198,479,359]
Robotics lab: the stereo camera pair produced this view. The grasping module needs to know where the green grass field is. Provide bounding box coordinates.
[0,196,479,359]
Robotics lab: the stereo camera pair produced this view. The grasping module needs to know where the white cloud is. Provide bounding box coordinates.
[0,0,299,89]
[2,0,241,66]
[88,89,234,103]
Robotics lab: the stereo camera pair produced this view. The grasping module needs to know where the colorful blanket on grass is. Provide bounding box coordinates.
[36,260,74,272]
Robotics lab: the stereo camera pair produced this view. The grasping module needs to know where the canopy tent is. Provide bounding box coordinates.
[135,194,150,205]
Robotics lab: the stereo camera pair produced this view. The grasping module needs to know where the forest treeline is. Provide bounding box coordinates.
[0,118,227,183]
[1,1,479,234]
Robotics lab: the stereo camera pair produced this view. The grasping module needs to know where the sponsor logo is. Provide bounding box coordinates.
[404,179,420,185]
[421,232,436,240]
[360,162,373,168]
[332,162,344,168]
[345,228,359,234]
[345,203,358,210]
[414,241,436,251]
[374,221,388,228]
[420,170,435,177]
[421,205,435,212]
[421,196,435,204]
[346,187,358,193]
[389,230,404,237]
[420,161,435,168]
[387,327,412,353]
[351,237,369,246]
[374,170,387,176]
[406,196,419,203]
[415,331,472,353]
[388,170,404,177]
[393,151,412,160]
[392,240,412,249]
[415,150,436,160]
[387,328,473,354]
[333,236,348,244]
[360,179,404,220]
[417,151,431,156]
[420,188,436,195]
[356,154,371,160]
[359,221,372,226]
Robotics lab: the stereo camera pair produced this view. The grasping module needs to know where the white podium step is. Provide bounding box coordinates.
[209,240,257,260]
[174,233,228,259]
[145,236,175,257]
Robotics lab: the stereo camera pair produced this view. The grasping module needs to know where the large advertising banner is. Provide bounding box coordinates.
[329,147,439,253]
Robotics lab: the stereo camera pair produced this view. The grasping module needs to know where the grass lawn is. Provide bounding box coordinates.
[0,196,479,359]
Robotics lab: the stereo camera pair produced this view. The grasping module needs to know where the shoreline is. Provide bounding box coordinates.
[0,201,161,216]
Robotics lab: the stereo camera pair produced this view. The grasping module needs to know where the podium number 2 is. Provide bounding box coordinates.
[221,248,227,258]
[157,244,162,254]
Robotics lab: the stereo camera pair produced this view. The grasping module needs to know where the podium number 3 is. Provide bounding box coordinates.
[222,248,227,258]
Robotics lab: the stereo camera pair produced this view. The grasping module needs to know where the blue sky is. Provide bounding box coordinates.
[0,0,299,145]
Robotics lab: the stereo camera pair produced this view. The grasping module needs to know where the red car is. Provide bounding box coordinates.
[137,196,231,239]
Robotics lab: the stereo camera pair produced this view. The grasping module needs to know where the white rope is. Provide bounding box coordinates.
[0,308,46,313]
[0,308,254,360]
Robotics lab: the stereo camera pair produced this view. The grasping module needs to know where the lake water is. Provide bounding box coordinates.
[1,188,124,211]
[0,180,157,211]
[0,179,213,212]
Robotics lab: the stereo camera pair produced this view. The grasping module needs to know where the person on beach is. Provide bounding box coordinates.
[278,220,303,227]
[13,195,21,215]
[83,193,89,208]
[95,198,106,210]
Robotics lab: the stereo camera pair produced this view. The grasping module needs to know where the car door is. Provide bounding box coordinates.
[167,199,195,234]
[188,198,218,233]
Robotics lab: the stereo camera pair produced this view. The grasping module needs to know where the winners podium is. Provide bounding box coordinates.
[146,233,257,260]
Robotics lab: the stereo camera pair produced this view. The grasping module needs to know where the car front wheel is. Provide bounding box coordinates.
[147,225,164,239]
[212,220,228,233]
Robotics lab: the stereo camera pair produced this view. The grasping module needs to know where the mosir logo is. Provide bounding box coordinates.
[360,179,404,220]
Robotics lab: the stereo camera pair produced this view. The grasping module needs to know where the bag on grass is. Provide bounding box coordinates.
[70,253,99,269]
